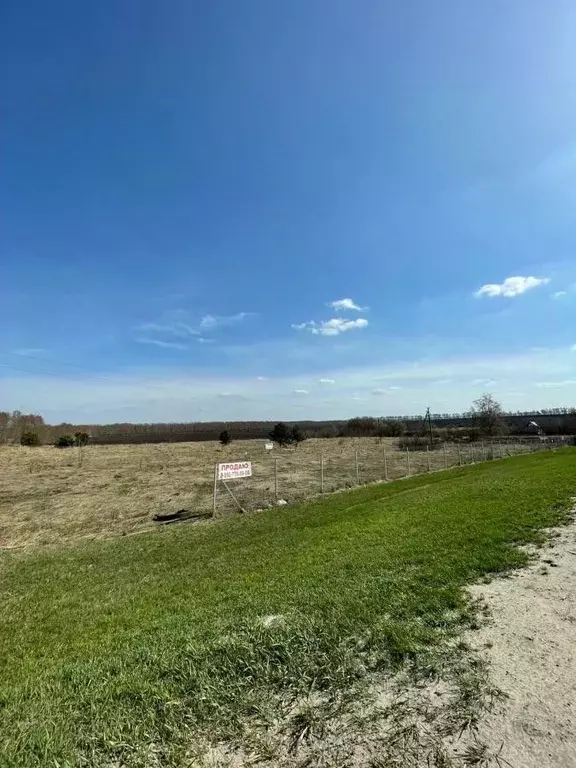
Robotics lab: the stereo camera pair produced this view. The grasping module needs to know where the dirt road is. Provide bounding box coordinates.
[468,522,576,767]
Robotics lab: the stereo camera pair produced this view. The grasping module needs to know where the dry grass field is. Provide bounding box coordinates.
[0,436,531,549]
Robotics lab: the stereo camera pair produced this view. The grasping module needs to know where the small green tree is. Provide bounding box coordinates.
[20,430,41,447]
[470,393,506,436]
[74,432,90,446]
[269,422,293,447]
[219,429,232,446]
[291,425,307,446]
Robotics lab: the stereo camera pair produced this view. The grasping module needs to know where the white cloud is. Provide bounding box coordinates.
[138,322,199,337]
[318,378,335,384]
[475,276,550,298]
[197,338,214,344]
[200,312,251,329]
[135,338,188,350]
[328,298,366,312]
[372,385,402,395]
[256,376,268,381]
[471,378,498,387]
[293,389,309,395]
[571,345,576,352]
[534,380,576,388]
[292,318,368,336]
[552,291,568,299]
[5,346,576,423]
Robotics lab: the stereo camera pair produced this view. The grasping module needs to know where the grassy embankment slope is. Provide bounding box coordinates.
[0,450,574,766]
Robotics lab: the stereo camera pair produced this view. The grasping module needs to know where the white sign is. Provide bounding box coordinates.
[218,461,252,480]
[265,442,274,450]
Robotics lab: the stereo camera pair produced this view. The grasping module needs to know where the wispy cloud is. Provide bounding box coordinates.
[293,389,309,395]
[256,376,268,381]
[372,386,401,395]
[471,378,498,386]
[534,380,576,388]
[138,321,199,338]
[531,142,576,184]
[200,312,252,330]
[292,317,368,336]
[328,297,366,312]
[197,338,214,344]
[551,283,576,300]
[135,338,188,350]
[475,276,550,298]
[12,348,50,357]
[318,378,335,384]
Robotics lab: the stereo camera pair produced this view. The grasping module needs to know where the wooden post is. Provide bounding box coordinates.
[426,445,431,472]
[355,450,360,484]
[274,457,279,499]
[458,444,462,466]
[383,447,388,481]
[212,463,218,517]
[320,452,324,494]
[443,442,448,470]
[406,448,411,476]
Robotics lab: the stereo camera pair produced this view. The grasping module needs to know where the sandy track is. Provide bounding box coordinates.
[468,523,576,768]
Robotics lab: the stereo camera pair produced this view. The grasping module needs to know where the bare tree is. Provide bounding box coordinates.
[470,393,506,436]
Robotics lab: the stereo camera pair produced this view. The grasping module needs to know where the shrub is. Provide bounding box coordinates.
[74,432,90,446]
[20,430,41,447]
[269,423,293,447]
[55,435,75,448]
[377,419,406,437]
[343,416,378,437]
[398,435,433,451]
[291,425,307,446]
[219,430,232,446]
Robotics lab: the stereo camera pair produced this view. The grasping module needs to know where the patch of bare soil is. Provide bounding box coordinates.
[464,522,576,768]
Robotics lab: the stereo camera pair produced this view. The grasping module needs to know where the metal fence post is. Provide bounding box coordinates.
[406,447,411,476]
[426,445,431,472]
[212,463,218,516]
[355,450,360,484]
[274,457,279,499]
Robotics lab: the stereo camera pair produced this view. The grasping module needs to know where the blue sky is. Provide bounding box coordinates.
[2,0,576,423]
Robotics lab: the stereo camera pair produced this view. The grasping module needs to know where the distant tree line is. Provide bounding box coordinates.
[2,398,576,446]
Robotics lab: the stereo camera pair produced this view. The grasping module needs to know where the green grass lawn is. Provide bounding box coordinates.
[0,450,574,767]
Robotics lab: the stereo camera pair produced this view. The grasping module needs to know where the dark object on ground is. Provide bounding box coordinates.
[153,509,207,524]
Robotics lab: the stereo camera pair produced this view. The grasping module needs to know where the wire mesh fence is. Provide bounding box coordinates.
[1,436,571,548]
[212,437,568,517]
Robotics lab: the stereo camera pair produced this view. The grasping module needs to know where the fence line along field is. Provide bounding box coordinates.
[0,436,553,550]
